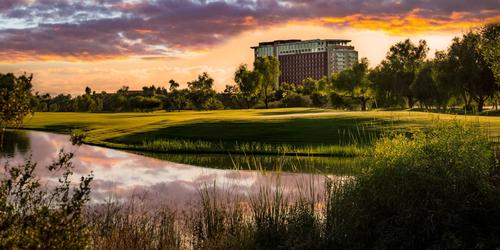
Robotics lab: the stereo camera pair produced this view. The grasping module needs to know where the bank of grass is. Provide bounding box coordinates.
[86,121,500,249]
[22,108,500,157]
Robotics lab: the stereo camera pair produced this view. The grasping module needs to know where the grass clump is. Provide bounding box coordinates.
[326,121,500,249]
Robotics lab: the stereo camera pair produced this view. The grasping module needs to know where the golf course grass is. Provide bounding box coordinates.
[21,108,500,156]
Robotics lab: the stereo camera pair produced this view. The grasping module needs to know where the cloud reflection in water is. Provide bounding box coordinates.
[1,130,327,208]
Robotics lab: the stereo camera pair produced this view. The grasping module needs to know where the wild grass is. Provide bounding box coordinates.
[140,152,367,174]
[139,139,368,157]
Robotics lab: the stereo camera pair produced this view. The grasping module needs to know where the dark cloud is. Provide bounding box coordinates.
[0,0,498,61]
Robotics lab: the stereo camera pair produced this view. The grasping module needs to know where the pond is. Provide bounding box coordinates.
[0,130,362,207]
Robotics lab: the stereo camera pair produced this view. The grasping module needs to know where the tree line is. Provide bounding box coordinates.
[3,23,499,114]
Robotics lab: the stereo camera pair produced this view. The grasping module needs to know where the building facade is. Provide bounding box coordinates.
[252,39,358,85]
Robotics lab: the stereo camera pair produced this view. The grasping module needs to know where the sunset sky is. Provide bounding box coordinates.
[0,0,498,94]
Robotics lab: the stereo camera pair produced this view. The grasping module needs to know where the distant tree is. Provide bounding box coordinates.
[73,86,106,112]
[300,78,318,95]
[333,58,374,111]
[223,84,238,95]
[276,82,297,100]
[0,73,34,148]
[167,89,190,111]
[369,64,403,108]
[169,79,180,92]
[234,64,260,108]
[254,56,280,109]
[218,85,243,109]
[117,86,129,94]
[142,85,157,97]
[187,72,220,110]
[378,39,429,108]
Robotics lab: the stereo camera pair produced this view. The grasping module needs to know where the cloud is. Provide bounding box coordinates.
[0,0,498,61]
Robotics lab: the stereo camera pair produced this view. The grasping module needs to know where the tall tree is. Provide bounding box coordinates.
[234,64,260,109]
[333,58,373,111]
[448,31,496,112]
[169,79,180,92]
[379,39,429,108]
[253,56,280,109]
[481,23,500,84]
[0,73,34,148]
[410,62,436,109]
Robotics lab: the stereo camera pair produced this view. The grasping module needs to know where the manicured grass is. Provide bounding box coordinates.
[21,108,500,156]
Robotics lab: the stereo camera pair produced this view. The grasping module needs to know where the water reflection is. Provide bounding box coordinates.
[1,130,31,157]
[0,130,341,207]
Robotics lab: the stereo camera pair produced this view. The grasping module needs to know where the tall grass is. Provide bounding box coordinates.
[139,138,368,157]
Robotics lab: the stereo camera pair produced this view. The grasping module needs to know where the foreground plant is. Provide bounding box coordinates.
[0,150,93,249]
[326,121,500,249]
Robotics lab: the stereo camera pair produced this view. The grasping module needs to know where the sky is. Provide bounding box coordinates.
[0,0,498,94]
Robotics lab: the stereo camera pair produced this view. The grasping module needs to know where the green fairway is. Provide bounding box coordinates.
[21,108,500,156]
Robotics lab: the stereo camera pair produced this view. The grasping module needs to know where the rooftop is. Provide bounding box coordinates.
[252,39,352,48]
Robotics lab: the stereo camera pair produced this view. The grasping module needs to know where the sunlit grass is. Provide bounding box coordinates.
[21,108,500,158]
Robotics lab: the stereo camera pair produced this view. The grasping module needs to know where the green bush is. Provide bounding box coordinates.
[310,92,328,107]
[0,151,93,249]
[282,93,311,107]
[326,121,500,249]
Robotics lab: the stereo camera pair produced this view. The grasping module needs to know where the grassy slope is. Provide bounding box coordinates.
[22,108,500,155]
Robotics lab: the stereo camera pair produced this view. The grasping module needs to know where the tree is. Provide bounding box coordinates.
[430,51,459,110]
[0,73,34,148]
[481,23,500,85]
[480,23,500,108]
[253,56,280,109]
[234,64,260,109]
[333,58,374,111]
[410,62,436,109]
[448,32,496,112]
[187,72,220,110]
[169,79,180,92]
[378,39,429,108]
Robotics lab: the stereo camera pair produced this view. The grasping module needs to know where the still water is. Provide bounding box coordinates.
[0,130,358,207]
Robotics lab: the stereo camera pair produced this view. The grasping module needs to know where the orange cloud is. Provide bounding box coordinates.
[320,13,500,35]
[0,51,128,63]
[134,29,155,34]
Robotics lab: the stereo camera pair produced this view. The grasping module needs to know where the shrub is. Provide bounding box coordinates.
[310,92,328,107]
[326,121,500,249]
[282,93,311,107]
[0,151,93,249]
[203,97,224,110]
[328,92,347,109]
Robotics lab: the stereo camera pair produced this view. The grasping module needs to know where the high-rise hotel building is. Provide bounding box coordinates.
[252,39,358,85]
